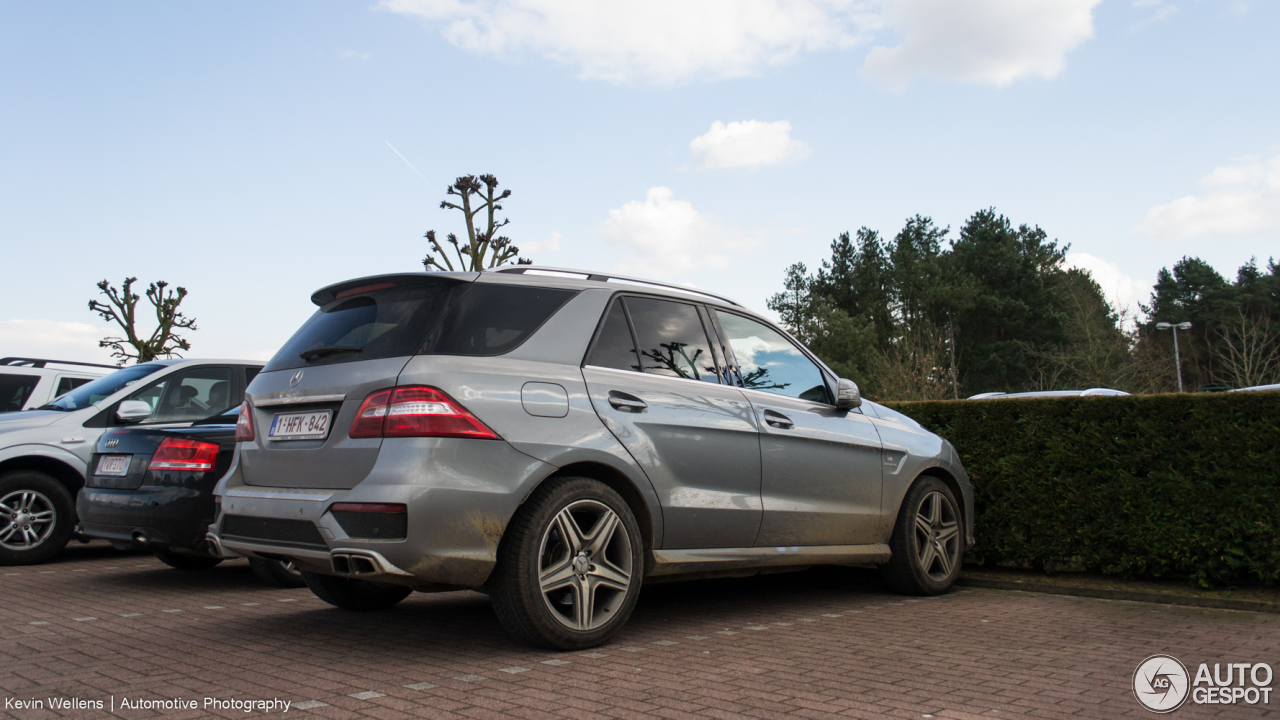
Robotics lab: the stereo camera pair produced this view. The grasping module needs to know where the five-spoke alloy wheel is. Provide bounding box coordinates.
[492,476,644,650]
[537,499,635,632]
[881,476,964,595]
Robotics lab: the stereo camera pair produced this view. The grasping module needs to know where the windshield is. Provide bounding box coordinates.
[40,364,164,411]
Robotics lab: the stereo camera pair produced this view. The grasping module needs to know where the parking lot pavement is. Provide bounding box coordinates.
[2,544,1277,720]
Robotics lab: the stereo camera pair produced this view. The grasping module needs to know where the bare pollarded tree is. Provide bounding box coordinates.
[422,174,532,271]
[88,278,197,364]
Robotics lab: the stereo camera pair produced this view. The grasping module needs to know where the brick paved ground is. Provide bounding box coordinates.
[2,543,1277,719]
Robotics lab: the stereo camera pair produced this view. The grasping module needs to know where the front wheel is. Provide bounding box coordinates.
[302,572,412,611]
[881,476,964,595]
[490,476,644,650]
[0,471,75,566]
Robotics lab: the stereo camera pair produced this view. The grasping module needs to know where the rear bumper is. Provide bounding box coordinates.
[77,486,215,553]
[211,438,556,588]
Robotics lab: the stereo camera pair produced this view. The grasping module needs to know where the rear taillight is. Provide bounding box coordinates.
[349,389,393,438]
[348,386,499,440]
[235,401,254,442]
[150,437,220,472]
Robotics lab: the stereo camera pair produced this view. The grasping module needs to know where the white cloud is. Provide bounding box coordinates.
[861,0,1101,90]
[1064,253,1151,324]
[0,320,118,365]
[520,231,562,255]
[599,187,765,275]
[381,0,1100,87]
[379,0,875,84]
[1136,154,1280,240]
[689,120,811,170]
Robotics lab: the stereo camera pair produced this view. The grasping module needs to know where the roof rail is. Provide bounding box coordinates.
[490,265,743,307]
[0,357,117,370]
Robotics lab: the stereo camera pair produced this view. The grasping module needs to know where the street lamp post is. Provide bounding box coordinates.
[1155,321,1193,393]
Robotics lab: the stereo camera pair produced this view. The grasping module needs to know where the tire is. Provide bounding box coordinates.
[490,476,644,650]
[881,476,965,595]
[0,471,75,566]
[249,557,307,588]
[302,571,412,611]
[155,550,223,570]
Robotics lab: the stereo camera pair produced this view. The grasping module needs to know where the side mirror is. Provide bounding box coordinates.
[116,400,153,424]
[835,378,862,410]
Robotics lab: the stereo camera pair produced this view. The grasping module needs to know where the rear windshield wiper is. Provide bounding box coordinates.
[299,345,363,362]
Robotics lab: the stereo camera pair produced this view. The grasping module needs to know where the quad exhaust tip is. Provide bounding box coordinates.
[330,549,412,577]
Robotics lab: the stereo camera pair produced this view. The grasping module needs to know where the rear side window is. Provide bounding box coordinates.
[587,299,640,371]
[626,297,720,384]
[266,280,467,372]
[0,373,40,412]
[424,284,577,357]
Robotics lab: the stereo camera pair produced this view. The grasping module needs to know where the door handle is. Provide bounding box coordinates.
[763,409,793,429]
[607,391,647,412]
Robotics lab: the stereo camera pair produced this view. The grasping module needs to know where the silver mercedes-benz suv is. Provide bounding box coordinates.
[210,267,973,649]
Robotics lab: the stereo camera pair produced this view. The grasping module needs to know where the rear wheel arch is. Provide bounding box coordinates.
[519,461,657,566]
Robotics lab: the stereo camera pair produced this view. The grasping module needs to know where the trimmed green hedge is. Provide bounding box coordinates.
[882,393,1280,587]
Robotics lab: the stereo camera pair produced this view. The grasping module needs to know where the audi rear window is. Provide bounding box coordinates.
[266,279,469,372]
[423,283,577,357]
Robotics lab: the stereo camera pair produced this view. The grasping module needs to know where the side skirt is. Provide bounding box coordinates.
[648,544,891,580]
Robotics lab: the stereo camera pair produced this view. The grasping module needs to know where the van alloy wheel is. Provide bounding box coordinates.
[0,490,57,551]
[537,500,634,632]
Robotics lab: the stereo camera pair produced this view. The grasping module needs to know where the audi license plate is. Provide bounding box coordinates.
[268,410,332,441]
[96,455,130,476]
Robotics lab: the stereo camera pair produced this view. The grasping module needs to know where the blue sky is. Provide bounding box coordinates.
[2,0,1276,364]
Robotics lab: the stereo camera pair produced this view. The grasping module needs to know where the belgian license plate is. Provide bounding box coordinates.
[268,410,332,441]
[96,455,130,476]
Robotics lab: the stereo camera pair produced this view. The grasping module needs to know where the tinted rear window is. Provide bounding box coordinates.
[424,283,577,357]
[266,280,468,372]
[0,373,40,413]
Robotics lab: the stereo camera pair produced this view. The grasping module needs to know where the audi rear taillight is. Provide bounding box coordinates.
[348,386,499,440]
[235,401,254,442]
[150,437,220,472]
